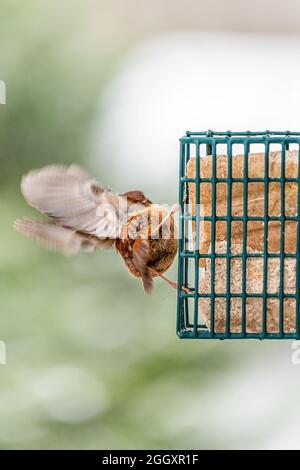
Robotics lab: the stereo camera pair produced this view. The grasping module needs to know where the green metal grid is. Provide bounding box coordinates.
[177,130,300,339]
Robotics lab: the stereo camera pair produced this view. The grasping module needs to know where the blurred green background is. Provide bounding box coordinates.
[1,0,300,450]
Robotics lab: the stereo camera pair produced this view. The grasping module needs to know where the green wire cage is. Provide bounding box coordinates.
[177,130,300,339]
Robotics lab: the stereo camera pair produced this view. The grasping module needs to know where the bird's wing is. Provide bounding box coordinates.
[132,239,153,294]
[21,164,126,239]
[14,218,115,255]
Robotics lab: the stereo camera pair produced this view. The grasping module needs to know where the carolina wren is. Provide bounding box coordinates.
[14,164,179,293]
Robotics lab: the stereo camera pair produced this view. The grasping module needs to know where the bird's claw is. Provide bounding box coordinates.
[181,285,192,294]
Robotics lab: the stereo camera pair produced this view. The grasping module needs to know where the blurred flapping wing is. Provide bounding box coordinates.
[20,164,124,240]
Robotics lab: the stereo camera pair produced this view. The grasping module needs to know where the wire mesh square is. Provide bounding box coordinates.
[177,130,300,339]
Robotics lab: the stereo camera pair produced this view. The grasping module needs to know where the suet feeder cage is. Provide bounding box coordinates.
[177,130,300,339]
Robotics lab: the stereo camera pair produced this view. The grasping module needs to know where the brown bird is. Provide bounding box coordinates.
[14,164,179,293]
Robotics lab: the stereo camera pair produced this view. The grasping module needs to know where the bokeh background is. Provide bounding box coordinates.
[1,0,300,450]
